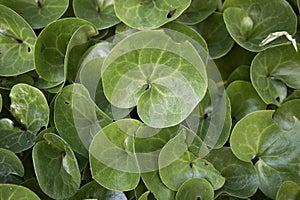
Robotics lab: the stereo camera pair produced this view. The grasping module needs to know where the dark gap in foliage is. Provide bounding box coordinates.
[197,197,201,200]
[65,101,70,105]
[167,9,176,18]
[16,38,23,44]
[129,107,141,121]
[189,162,193,168]
[266,104,278,110]
[37,0,43,8]
[251,157,259,165]
[203,113,209,119]
[27,47,31,53]
[275,96,280,102]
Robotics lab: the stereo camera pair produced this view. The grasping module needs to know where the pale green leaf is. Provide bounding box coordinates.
[276,181,300,200]
[0,184,40,200]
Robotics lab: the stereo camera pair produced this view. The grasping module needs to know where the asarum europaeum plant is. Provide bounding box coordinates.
[0,0,300,200]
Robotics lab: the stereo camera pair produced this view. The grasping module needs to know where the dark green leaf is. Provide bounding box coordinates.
[227,65,250,84]
[33,133,81,199]
[0,74,34,90]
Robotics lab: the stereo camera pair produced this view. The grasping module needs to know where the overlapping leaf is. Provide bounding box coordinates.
[0,184,40,200]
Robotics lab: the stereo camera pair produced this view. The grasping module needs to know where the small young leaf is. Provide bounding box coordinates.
[276,181,300,200]
[32,133,81,199]
[175,178,214,200]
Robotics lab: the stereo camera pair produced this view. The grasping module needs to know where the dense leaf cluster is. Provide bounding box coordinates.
[0,0,300,199]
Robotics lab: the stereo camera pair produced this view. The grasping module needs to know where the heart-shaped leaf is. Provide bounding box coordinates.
[0,5,36,76]
[276,181,300,200]
[223,0,297,52]
[159,150,225,191]
[251,44,300,105]
[0,148,24,183]
[114,0,191,29]
[186,79,232,149]
[35,18,97,83]
[0,0,69,29]
[89,119,141,191]
[205,147,259,198]
[175,178,214,200]
[226,81,266,121]
[32,133,81,199]
[68,181,127,200]
[54,84,112,157]
[273,99,300,130]
[177,0,219,25]
[0,119,35,153]
[230,110,300,198]
[197,12,234,59]
[73,0,120,30]
[10,84,49,133]
[102,30,207,128]
[0,184,40,200]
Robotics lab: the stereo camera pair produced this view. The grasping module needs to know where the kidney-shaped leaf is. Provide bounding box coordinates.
[73,0,120,30]
[205,147,259,198]
[10,83,49,133]
[176,178,214,200]
[177,0,219,25]
[230,110,300,198]
[114,0,191,29]
[0,184,40,200]
[0,5,36,76]
[0,148,24,183]
[35,18,97,83]
[54,84,112,157]
[33,133,81,199]
[0,0,69,29]
[223,0,297,52]
[251,44,300,106]
[102,30,207,128]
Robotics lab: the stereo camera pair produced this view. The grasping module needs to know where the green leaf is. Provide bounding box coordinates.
[226,81,266,121]
[276,181,300,200]
[21,178,52,200]
[175,178,214,200]
[114,0,191,29]
[78,42,131,120]
[251,44,300,105]
[230,110,300,198]
[73,0,120,30]
[54,84,112,157]
[32,133,81,199]
[69,181,127,200]
[177,0,219,25]
[186,79,232,149]
[141,171,175,200]
[0,4,36,76]
[89,119,141,191]
[10,84,49,133]
[223,0,297,52]
[197,12,234,59]
[205,147,259,198]
[0,118,35,153]
[159,150,225,191]
[0,0,69,29]
[0,74,34,90]
[102,30,207,128]
[34,18,97,83]
[138,191,150,200]
[0,93,2,112]
[227,65,250,84]
[0,148,24,183]
[0,184,40,200]
[273,99,300,130]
